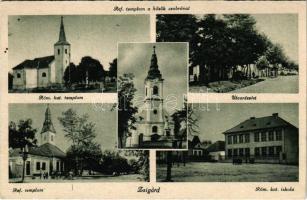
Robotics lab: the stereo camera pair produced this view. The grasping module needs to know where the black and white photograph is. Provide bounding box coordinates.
[157,14,299,93]
[9,103,149,183]
[8,15,150,93]
[156,103,299,182]
[117,43,188,149]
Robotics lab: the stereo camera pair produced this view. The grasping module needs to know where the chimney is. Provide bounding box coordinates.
[250,117,255,120]
[272,113,278,117]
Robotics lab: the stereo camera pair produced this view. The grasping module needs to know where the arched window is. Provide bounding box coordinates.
[51,135,54,141]
[153,109,157,114]
[42,72,46,77]
[58,49,60,55]
[153,86,159,95]
[145,88,147,96]
[65,49,67,54]
[152,126,158,133]
[16,73,21,78]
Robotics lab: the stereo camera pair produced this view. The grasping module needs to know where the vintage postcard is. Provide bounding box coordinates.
[0,1,306,199]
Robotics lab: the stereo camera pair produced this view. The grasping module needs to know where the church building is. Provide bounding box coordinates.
[12,17,70,89]
[9,105,66,179]
[126,46,183,149]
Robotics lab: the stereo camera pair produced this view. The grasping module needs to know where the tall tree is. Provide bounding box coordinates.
[109,58,117,78]
[117,74,138,148]
[58,108,101,175]
[256,55,270,77]
[63,63,77,85]
[9,119,37,182]
[78,56,105,82]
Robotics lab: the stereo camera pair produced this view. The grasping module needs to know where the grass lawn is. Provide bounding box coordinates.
[189,79,263,93]
[157,162,298,182]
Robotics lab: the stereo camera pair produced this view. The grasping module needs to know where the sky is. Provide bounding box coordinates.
[118,43,188,114]
[192,103,298,142]
[252,14,298,63]
[9,103,117,152]
[8,15,150,71]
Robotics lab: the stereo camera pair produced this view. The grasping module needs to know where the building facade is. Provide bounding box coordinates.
[126,46,182,148]
[9,105,66,179]
[12,17,70,89]
[223,113,298,164]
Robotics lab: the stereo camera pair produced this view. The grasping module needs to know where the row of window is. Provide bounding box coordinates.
[36,161,47,171]
[193,150,203,156]
[227,129,282,144]
[36,161,62,171]
[227,146,282,157]
[254,129,282,142]
[57,48,68,55]
[16,72,47,79]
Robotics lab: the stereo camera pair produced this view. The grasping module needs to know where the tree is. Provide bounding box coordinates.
[9,120,37,149]
[157,15,200,78]
[109,58,117,78]
[9,119,37,182]
[63,63,77,85]
[164,100,199,182]
[117,74,138,148]
[58,108,101,175]
[78,56,105,83]
[120,150,149,181]
[256,55,270,77]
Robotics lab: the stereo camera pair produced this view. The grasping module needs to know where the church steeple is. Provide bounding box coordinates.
[55,16,69,45]
[41,104,56,134]
[54,16,71,85]
[146,46,162,80]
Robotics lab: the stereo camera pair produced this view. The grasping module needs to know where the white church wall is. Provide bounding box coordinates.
[38,68,49,87]
[12,69,26,89]
[25,68,38,88]
[49,61,56,83]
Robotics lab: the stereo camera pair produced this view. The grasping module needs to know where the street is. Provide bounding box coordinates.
[232,75,298,93]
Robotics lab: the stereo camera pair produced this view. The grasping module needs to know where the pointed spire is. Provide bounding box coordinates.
[41,104,56,134]
[146,45,162,80]
[55,16,70,45]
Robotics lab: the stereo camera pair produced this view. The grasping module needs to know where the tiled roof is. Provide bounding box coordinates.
[10,143,65,158]
[206,141,225,152]
[30,143,66,158]
[13,56,54,70]
[224,114,297,134]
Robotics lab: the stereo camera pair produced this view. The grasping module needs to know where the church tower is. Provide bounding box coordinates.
[54,16,70,84]
[41,104,56,145]
[142,46,165,138]
[128,46,176,148]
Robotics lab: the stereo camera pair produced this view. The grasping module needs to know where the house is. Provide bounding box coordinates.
[156,136,208,163]
[223,113,298,164]
[206,141,225,161]
[12,17,70,90]
[125,46,184,149]
[9,105,66,179]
